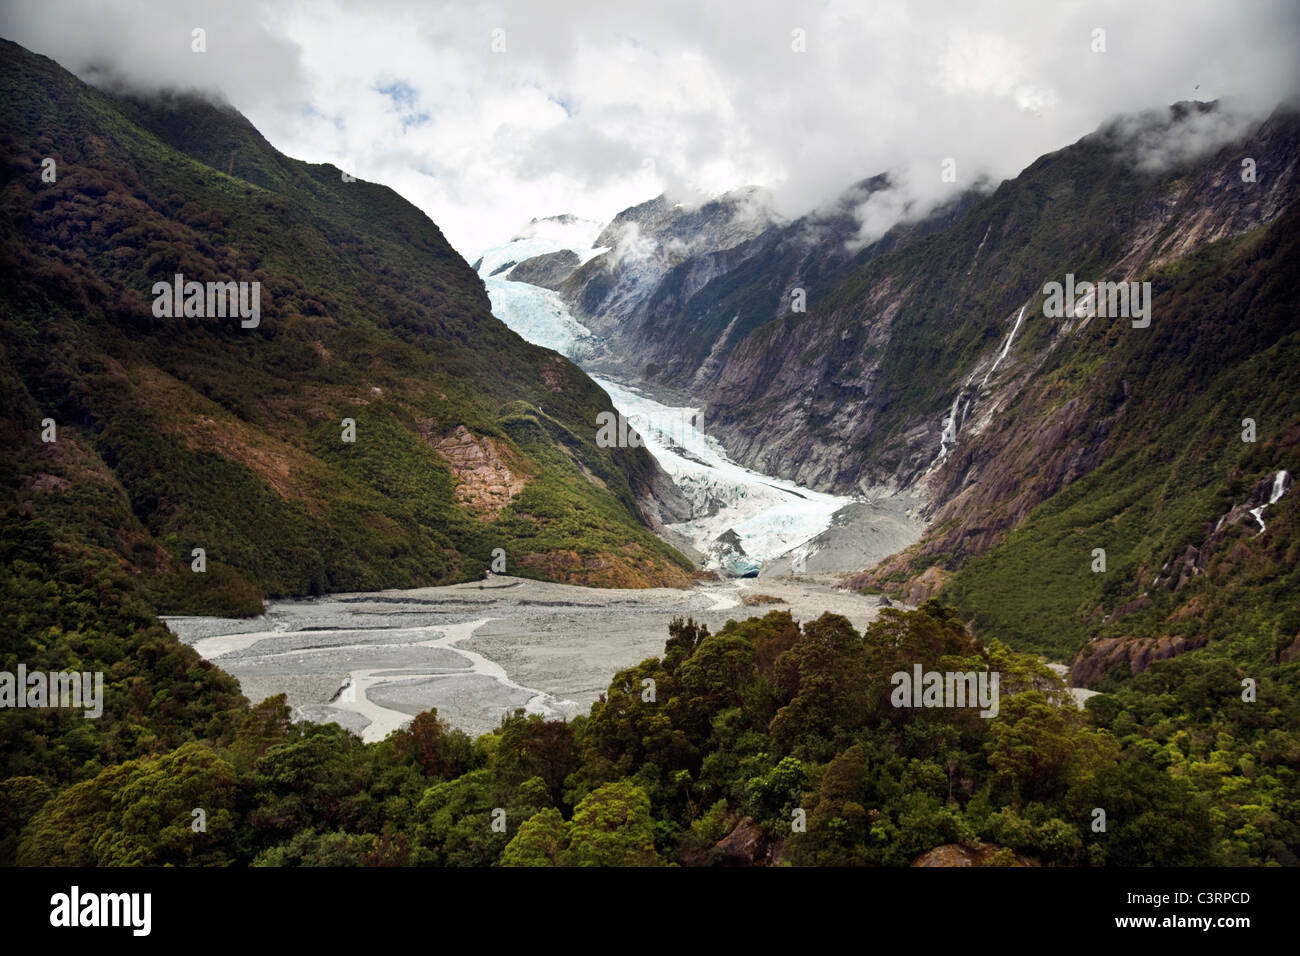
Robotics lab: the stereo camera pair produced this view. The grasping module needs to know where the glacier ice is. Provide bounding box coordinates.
[594,377,853,573]
[483,276,598,360]
[480,228,855,576]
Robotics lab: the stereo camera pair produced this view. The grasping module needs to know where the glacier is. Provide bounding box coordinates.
[482,276,599,360]
[477,231,855,575]
[593,376,854,573]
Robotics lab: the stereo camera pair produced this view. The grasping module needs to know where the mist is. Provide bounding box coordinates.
[5,0,1298,255]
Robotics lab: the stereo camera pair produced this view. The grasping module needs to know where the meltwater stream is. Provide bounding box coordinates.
[166,576,887,742]
[165,231,873,745]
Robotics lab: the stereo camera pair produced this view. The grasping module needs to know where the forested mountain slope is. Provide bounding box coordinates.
[702,102,1300,496]
[0,38,693,625]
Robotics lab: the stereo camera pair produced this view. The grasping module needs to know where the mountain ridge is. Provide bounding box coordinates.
[492,97,1300,681]
[0,37,695,619]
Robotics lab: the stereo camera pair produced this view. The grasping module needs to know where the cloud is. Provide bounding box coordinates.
[3,0,1298,257]
[2,0,305,107]
[1106,101,1262,174]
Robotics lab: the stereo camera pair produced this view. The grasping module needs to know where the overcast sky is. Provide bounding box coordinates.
[4,0,1299,256]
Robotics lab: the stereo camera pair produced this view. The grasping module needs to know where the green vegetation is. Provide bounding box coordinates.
[11,601,1293,866]
[0,38,692,625]
[943,191,1300,663]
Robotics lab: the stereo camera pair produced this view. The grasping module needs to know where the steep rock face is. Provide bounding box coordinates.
[506,249,580,290]
[515,548,694,589]
[560,187,777,354]
[898,566,950,605]
[706,103,1300,499]
[936,199,1300,660]
[1070,634,1211,688]
[559,175,977,392]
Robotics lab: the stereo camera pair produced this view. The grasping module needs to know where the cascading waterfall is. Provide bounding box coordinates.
[927,303,1029,475]
[1248,469,1291,535]
[933,382,972,466]
[982,305,1026,388]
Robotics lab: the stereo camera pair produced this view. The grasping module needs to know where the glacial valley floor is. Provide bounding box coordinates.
[165,574,893,741]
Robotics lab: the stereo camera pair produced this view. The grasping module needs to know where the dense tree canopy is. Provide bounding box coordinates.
[9,601,1295,867]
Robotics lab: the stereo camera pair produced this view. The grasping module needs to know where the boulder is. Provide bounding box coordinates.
[714,817,770,866]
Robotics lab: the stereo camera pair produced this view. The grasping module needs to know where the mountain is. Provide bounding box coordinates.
[548,178,979,394]
[513,100,1300,684]
[0,36,695,620]
[702,102,1300,496]
[709,102,1300,679]
[557,186,778,379]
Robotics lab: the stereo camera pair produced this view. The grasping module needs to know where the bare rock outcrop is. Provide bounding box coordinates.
[433,425,529,519]
[911,843,1033,866]
[506,249,580,290]
[712,816,783,866]
[1070,633,1210,688]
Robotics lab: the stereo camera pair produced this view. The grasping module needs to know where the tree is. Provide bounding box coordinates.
[253,829,376,866]
[0,776,52,865]
[770,614,868,759]
[248,725,367,840]
[392,709,473,780]
[18,741,236,865]
[984,692,1076,804]
[494,712,578,807]
[500,808,569,866]
[413,768,504,867]
[663,617,709,670]
[786,744,871,866]
[564,781,662,866]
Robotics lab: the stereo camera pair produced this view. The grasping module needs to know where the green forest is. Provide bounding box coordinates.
[4,507,1297,866]
[3,36,1298,869]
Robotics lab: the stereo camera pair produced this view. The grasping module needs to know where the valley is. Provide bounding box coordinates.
[164,574,889,742]
[475,224,927,580]
[4,14,1300,875]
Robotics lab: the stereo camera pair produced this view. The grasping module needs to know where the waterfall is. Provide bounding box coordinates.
[981,306,1026,388]
[1249,469,1290,536]
[928,304,1029,478]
